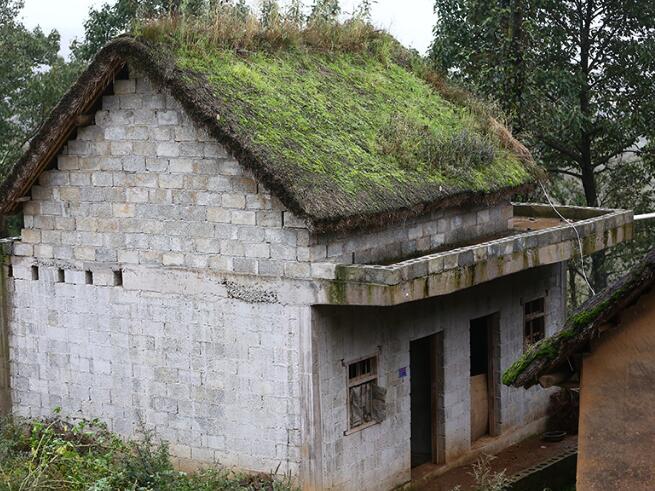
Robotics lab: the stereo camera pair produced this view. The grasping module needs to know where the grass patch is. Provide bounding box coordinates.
[0,411,296,490]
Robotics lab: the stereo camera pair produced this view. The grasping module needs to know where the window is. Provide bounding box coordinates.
[524,297,546,349]
[85,270,93,285]
[56,268,65,283]
[346,355,385,432]
[31,265,39,281]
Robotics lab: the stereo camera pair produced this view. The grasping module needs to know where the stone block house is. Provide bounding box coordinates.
[0,36,633,490]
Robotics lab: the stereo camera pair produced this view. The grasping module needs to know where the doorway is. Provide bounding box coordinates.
[469,313,501,443]
[410,332,445,468]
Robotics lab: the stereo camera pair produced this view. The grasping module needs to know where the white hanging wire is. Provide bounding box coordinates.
[538,180,595,296]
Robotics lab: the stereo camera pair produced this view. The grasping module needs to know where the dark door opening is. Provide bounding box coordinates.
[470,313,501,443]
[410,333,445,468]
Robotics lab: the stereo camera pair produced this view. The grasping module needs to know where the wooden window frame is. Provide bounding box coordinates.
[345,353,380,435]
[523,297,546,350]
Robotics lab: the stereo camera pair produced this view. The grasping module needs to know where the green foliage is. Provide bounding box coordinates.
[353,0,376,21]
[431,0,655,289]
[0,413,296,490]
[0,0,82,178]
[309,0,341,23]
[503,280,633,386]
[378,116,496,173]
[71,0,233,62]
[448,454,511,491]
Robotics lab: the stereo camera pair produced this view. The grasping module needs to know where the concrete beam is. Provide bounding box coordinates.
[314,207,633,306]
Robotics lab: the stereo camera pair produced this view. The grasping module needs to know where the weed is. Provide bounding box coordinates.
[0,412,297,491]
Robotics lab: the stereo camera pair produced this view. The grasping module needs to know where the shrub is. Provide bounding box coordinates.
[378,114,496,175]
[0,412,296,491]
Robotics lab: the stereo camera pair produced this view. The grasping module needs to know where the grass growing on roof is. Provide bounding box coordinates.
[133,9,534,220]
[175,43,528,194]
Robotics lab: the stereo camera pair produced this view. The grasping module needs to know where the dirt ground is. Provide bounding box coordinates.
[411,434,577,491]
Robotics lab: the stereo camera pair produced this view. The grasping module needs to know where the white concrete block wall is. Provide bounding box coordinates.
[5,263,304,474]
[314,263,565,491]
[310,204,513,265]
[19,75,310,277]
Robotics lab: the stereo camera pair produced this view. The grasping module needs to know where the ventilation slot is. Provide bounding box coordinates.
[113,270,123,286]
[31,266,39,281]
[85,270,93,285]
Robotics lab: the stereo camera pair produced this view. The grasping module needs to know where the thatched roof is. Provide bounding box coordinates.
[504,247,655,388]
[0,35,537,233]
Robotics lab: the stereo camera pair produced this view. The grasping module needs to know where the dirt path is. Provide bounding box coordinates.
[412,434,577,491]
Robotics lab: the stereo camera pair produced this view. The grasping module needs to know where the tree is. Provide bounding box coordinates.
[71,0,184,61]
[0,0,80,177]
[431,0,655,291]
[309,0,341,23]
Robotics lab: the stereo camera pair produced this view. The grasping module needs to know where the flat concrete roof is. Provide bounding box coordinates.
[314,203,633,306]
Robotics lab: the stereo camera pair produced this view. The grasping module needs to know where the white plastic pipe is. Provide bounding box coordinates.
[634,212,655,222]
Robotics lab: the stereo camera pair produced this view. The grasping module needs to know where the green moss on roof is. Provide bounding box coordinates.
[138,24,536,226]
[176,45,528,195]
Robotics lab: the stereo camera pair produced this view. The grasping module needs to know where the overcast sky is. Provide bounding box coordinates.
[20,0,437,59]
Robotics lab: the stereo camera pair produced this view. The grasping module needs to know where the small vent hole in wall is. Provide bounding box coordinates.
[31,265,39,281]
[7,265,12,278]
[56,268,65,283]
[113,270,123,286]
[85,270,93,285]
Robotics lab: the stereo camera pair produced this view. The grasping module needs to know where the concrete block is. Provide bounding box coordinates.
[125,126,149,141]
[111,142,132,156]
[113,79,136,95]
[74,246,96,261]
[157,111,179,125]
[34,244,54,258]
[119,95,142,110]
[58,155,79,170]
[231,211,256,225]
[310,262,337,279]
[284,262,310,279]
[163,253,185,266]
[283,211,306,228]
[169,158,194,174]
[123,156,146,172]
[113,204,135,218]
[245,243,270,258]
[222,194,246,209]
[21,229,41,244]
[159,174,184,189]
[233,257,257,274]
[207,207,230,223]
